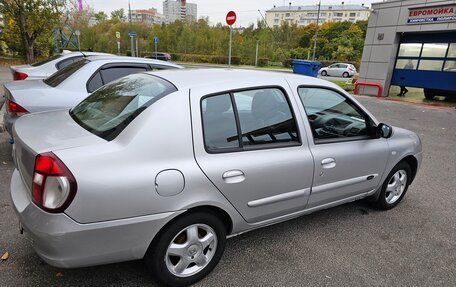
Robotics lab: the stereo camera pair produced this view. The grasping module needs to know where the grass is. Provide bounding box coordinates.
[328,79,355,92]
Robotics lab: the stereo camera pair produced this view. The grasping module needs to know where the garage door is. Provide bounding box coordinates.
[391,32,456,92]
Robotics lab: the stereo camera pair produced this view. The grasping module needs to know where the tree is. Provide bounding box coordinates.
[0,0,64,62]
[111,9,126,22]
[95,11,108,22]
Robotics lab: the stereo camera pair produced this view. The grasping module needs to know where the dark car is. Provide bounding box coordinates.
[145,52,172,61]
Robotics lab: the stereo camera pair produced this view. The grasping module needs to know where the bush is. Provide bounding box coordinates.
[257,58,268,67]
[282,59,293,68]
[231,56,241,65]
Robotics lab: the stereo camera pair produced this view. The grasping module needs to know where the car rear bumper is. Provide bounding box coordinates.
[10,169,182,268]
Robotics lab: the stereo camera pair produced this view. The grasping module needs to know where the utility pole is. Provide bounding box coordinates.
[129,0,135,57]
[255,40,259,66]
[228,26,232,67]
[312,0,321,61]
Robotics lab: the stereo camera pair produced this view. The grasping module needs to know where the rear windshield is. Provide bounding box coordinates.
[44,59,89,87]
[70,73,177,141]
[31,55,62,67]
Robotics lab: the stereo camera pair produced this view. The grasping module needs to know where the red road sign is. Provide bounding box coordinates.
[226,11,237,26]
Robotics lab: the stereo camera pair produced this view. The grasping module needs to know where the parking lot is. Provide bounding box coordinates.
[0,70,455,287]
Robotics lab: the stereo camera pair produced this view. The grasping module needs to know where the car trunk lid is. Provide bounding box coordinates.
[13,110,106,191]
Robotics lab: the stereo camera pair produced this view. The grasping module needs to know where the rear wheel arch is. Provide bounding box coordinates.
[147,205,233,252]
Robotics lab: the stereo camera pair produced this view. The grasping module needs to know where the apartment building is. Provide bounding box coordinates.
[265,4,370,27]
[131,8,165,25]
[163,0,197,24]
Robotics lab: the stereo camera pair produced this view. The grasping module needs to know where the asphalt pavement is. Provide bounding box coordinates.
[0,68,455,287]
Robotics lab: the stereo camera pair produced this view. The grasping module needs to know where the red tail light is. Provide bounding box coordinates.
[32,153,77,213]
[6,99,29,115]
[13,71,28,81]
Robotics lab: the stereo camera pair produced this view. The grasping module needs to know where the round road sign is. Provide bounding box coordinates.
[226,11,236,26]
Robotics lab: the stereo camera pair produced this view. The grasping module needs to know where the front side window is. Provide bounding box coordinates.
[298,87,369,142]
[71,74,177,141]
[201,88,299,152]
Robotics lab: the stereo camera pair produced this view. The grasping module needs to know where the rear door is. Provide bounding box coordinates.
[191,83,314,223]
[292,86,389,208]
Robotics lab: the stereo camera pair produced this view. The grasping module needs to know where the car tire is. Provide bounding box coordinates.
[321,70,327,76]
[144,212,227,287]
[342,72,349,78]
[374,161,412,210]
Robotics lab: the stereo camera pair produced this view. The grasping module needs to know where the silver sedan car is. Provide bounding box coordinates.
[10,69,422,286]
[3,56,182,136]
[10,51,112,80]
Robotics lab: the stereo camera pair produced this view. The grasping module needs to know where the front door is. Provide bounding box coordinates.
[295,86,389,208]
[191,85,314,223]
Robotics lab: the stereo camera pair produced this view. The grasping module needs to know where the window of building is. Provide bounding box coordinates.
[398,43,422,57]
[448,43,456,58]
[285,13,290,17]
[395,59,418,70]
[349,12,356,17]
[421,43,448,58]
[418,60,444,71]
[444,61,456,72]
[297,88,368,142]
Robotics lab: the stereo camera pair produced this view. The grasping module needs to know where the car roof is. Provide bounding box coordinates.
[84,55,182,68]
[145,68,334,90]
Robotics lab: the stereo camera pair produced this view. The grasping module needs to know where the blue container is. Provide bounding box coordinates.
[292,60,321,77]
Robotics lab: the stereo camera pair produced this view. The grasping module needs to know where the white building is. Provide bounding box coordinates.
[265,4,370,27]
[163,0,197,24]
[131,8,165,25]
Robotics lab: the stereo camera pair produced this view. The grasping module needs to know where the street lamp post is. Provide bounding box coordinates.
[312,0,321,61]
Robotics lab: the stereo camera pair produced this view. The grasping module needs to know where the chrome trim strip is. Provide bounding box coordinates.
[228,188,376,238]
[247,188,310,208]
[311,174,378,194]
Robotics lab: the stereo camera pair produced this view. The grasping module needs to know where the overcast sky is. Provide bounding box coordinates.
[88,0,375,27]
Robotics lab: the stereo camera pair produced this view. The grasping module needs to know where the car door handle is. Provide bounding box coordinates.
[222,170,245,184]
[321,158,336,169]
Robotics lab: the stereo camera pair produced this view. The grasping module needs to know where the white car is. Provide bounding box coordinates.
[10,51,113,81]
[3,56,182,135]
[319,63,357,78]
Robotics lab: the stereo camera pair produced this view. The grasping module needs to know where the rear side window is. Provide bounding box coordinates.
[71,74,177,141]
[56,56,83,70]
[100,66,148,84]
[201,88,299,152]
[87,72,103,93]
[31,55,62,67]
[44,59,89,87]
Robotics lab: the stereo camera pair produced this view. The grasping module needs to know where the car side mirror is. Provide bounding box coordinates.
[377,123,393,138]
